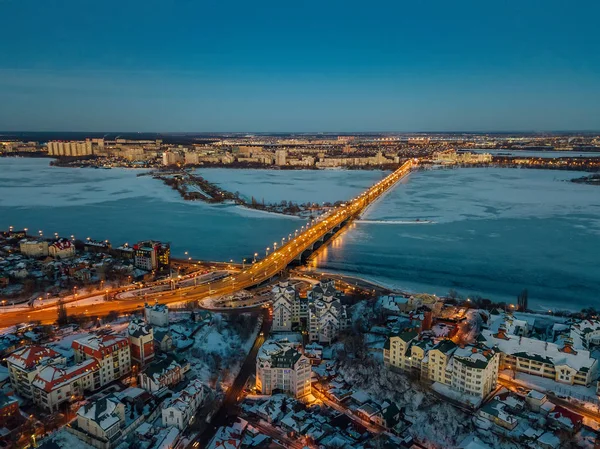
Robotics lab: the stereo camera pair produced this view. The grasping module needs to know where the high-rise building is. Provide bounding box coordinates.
[134,241,170,272]
[307,280,349,344]
[275,149,287,166]
[271,281,300,332]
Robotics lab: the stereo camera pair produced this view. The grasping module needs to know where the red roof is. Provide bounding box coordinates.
[6,346,61,371]
[72,334,129,360]
[32,359,100,393]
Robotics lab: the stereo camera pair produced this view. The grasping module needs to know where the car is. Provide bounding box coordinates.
[259,331,264,336]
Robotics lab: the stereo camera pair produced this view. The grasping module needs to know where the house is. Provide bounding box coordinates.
[0,393,20,428]
[49,239,75,259]
[139,356,185,393]
[547,405,583,432]
[477,400,518,430]
[161,379,210,430]
[154,330,173,352]
[69,394,126,449]
[536,431,561,449]
[525,389,548,412]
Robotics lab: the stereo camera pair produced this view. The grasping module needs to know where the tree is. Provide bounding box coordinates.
[517,288,528,311]
[57,300,68,326]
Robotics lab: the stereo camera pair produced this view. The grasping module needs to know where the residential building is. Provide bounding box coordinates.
[275,149,287,166]
[161,379,210,430]
[477,400,518,430]
[569,319,600,349]
[307,280,349,344]
[162,151,184,166]
[49,238,75,259]
[154,330,174,352]
[47,140,93,157]
[6,345,65,399]
[128,318,155,366]
[139,356,185,393]
[481,328,598,386]
[144,301,169,327]
[19,239,49,257]
[70,394,126,449]
[0,394,20,428]
[32,358,100,411]
[133,240,170,272]
[256,340,311,398]
[385,333,500,399]
[72,333,131,385]
[271,281,299,332]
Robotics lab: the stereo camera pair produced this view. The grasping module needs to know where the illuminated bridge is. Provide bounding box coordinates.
[0,159,417,326]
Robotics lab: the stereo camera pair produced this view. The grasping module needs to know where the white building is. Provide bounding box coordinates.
[144,302,169,327]
[49,239,75,259]
[271,281,299,332]
[32,359,100,411]
[161,379,210,430]
[71,394,126,449]
[72,333,131,386]
[569,319,600,349]
[307,280,349,344]
[47,140,93,157]
[19,239,49,257]
[6,346,65,399]
[256,340,311,398]
[275,149,287,166]
[139,356,185,393]
[481,328,598,386]
[162,151,184,166]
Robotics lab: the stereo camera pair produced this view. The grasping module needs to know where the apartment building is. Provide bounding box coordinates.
[72,333,131,385]
[256,340,311,398]
[6,346,65,399]
[307,280,349,344]
[271,281,300,332]
[128,318,154,367]
[32,359,100,411]
[385,333,500,399]
[481,328,597,386]
[144,301,169,327]
[19,239,49,257]
[139,356,185,393]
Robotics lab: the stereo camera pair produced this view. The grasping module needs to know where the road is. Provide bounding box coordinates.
[0,159,416,327]
[191,308,272,448]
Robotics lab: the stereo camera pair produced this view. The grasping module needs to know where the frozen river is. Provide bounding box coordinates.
[1,158,599,311]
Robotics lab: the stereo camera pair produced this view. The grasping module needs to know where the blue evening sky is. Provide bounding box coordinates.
[1,0,599,132]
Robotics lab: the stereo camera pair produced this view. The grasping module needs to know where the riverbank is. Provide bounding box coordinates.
[152,169,336,218]
[571,174,600,185]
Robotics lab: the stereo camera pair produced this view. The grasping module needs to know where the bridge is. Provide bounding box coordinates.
[143,157,418,306]
[0,159,417,326]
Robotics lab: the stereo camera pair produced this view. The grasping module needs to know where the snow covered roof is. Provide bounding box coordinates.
[128,318,153,338]
[6,345,61,371]
[453,345,497,370]
[162,379,208,412]
[526,389,546,400]
[33,359,99,392]
[481,329,596,372]
[77,394,123,430]
[72,333,129,359]
[537,431,560,448]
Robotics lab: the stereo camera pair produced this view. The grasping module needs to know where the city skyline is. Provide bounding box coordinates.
[1,0,600,132]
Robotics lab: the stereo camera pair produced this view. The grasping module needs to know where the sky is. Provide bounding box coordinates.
[1,0,599,132]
